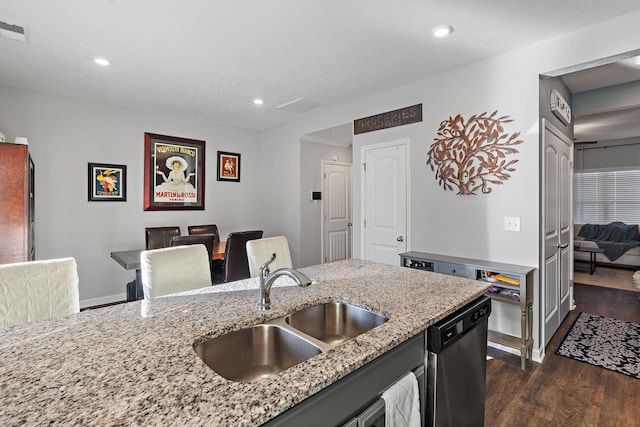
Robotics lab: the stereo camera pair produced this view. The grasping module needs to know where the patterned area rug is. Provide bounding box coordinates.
[556,312,640,379]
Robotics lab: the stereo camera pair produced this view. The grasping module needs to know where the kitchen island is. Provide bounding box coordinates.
[0,259,490,426]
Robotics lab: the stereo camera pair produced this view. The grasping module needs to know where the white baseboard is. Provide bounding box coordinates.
[488,341,520,357]
[488,341,544,364]
[533,348,544,364]
[80,293,127,309]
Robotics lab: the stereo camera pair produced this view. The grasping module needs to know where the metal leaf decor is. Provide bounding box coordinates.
[427,111,523,195]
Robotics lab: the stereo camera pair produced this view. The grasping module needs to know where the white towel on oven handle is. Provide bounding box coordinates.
[381,371,421,427]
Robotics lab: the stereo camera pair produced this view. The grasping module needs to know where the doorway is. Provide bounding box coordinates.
[300,124,353,267]
[540,49,640,345]
[322,161,352,263]
[361,139,410,265]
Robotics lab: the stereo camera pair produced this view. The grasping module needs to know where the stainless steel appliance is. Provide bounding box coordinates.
[426,296,491,427]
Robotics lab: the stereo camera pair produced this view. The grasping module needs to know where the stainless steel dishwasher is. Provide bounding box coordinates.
[426,296,491,427]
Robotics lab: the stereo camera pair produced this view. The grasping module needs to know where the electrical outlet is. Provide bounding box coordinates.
[504,217,521,232]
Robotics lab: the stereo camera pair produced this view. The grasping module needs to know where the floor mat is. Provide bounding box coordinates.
[556,312,640,379]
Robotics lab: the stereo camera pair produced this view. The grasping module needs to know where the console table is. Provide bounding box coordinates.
[400,251,535,370]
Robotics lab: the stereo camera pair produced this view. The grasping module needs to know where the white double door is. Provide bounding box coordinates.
[362,140,409,265]
[541,119,573,346]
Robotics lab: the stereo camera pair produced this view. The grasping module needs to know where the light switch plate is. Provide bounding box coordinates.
[504,217,521,232]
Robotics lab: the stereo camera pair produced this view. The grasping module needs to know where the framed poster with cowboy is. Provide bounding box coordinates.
[143,132,205,211]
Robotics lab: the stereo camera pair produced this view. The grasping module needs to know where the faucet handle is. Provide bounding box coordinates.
[259,253,277,277]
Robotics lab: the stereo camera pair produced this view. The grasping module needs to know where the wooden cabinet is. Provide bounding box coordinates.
[400,251,534,370]
[0,143,34,264]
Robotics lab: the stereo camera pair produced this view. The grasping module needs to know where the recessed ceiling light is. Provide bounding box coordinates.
[253,98,264,105]
[94,57,110,66]
[432,25,453,38]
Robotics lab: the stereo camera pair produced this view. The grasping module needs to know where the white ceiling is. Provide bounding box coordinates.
[1,0,640,133]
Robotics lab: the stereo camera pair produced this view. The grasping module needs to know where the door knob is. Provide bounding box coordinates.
[347,223,352,227]
[557,243,568,249]
[397,236,404,242]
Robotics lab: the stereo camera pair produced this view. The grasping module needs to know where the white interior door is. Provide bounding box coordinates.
[541,119,573,346]
[362,140,408,265]
[322,161,352,263]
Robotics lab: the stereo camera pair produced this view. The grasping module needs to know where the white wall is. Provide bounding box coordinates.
[573,80,640,170]
[573,80,640,116]
[0,85,263,306]
[350,60,540,267]
[262,10,640,360]
[575,137,640,170]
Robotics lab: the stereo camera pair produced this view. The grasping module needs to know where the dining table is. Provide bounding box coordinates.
[111,241,226,301]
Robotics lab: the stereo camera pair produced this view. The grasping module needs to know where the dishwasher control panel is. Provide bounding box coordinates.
[427,296,492,352]
[471,303,491,323]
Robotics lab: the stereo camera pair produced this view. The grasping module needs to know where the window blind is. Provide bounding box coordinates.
[573,168,640,224]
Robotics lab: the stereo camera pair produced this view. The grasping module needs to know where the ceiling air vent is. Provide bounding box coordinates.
[0,21,29,42]
[277,97,324,114]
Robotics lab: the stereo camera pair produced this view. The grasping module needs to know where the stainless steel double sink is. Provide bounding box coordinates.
[193,302,388,382]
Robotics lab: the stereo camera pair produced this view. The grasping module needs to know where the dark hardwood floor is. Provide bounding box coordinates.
[485,284,640,427]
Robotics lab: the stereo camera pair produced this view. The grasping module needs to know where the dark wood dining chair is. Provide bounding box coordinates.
[187,224,220,242]
[145,226,181,250]
[170,234,216,260]
[213,230,263,283]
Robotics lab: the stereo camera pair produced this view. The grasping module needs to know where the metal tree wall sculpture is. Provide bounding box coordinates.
[427,111,523,195]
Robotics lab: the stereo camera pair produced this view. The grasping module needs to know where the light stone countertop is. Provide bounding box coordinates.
[0,259,490,426]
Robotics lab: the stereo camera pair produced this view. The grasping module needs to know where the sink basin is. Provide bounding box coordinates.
[194,324,322,382]
[285,302,388,346]
[194,301,388,382]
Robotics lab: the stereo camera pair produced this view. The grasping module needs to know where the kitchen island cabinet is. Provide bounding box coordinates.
[0,259,490,426]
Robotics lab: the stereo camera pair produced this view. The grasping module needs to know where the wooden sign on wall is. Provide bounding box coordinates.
[354,104,422,135]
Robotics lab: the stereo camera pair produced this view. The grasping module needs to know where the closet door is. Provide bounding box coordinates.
[541,119,573,346]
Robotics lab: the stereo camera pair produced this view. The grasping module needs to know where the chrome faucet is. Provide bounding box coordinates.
[258,253,313,311]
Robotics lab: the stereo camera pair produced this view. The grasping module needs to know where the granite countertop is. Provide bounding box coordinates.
[0,259,490,426]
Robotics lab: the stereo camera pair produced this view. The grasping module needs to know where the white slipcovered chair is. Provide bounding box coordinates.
[246,236,293,278]
[0,257,80,328]
[140,244,212,316]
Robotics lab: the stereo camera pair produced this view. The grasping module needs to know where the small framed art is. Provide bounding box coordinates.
[88,163,127,202]
[217,151,241,182]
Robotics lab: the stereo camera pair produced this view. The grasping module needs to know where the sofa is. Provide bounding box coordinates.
[574,223,640,268]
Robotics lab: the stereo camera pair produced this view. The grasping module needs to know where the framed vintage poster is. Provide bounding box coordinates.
[143,133,205,211]
[88,162,127,202]
[217,151,241,182]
